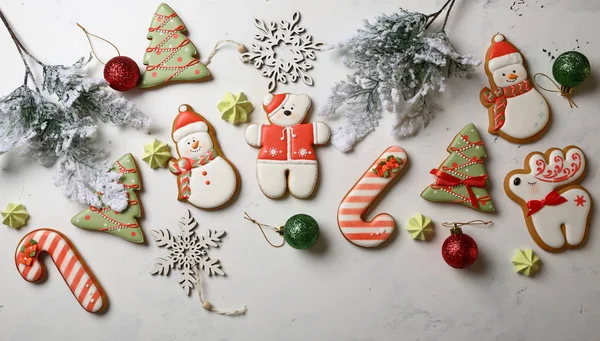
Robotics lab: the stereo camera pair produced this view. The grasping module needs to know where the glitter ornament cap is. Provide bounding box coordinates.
[218,92,254,124]
[512,249,540,277]
[142,139,172,169]
[2,203,29,229]
[406,213,433,241]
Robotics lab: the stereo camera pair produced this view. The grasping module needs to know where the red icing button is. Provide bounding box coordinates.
[202,171,207,176]
[205,180,210,185]
[85,215,91,220]
[131,232,136,237]
[195,69,200,74]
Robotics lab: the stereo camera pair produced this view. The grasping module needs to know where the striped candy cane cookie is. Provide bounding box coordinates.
[15,229,107,313]
[338,146,408,247]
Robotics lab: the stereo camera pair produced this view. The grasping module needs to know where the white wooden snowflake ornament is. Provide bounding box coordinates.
[150,210,225,295]
[241,11,324,92]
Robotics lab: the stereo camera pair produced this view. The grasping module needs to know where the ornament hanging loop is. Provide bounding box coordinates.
[77,23,121,65]
[204,40,248,66]
[442,220,492,234]
[533,73,578,108]
[243,212,285,248]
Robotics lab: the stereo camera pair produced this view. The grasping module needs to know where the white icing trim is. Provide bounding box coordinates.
[173,122,208,142]
[488,52,523,72]
[257,159,317,165]
[267,96,291,118]
[256,124,262,146]
[494,34,505,42]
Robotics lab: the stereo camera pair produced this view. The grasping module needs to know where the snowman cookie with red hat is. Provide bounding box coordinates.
[245,93,330,199]
[168,104,239,209]
[480,33,550,143]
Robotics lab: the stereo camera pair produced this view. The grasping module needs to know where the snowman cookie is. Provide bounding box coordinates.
[245,93,330,199]
[505,146,592,252]
[480,34,551,143]
[168,105,239,209]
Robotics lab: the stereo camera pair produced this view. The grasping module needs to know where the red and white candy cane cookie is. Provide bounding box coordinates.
[15,229,107,313]
[338,146,408,247]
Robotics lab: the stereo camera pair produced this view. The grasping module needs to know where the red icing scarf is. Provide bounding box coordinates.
[527,190,568,217]
[482,79,533,131]
[168,149,217,200]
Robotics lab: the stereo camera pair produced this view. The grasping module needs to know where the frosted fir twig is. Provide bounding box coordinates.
[0,9,152,211]
[320,1,480,152]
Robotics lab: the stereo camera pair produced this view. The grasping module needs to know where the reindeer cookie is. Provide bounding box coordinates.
[505,146,592,252]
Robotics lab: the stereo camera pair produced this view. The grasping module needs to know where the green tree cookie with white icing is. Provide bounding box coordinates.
[71,153,144,243]
[421,123,495,213]
[140,3,211,88]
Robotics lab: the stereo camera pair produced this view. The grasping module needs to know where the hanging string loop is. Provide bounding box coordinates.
[76,23,121,65]
[194,268,248,316]
[244,212,285,248]
[204,39,247,66]
[441,220,492,228]
[534,73,578,108]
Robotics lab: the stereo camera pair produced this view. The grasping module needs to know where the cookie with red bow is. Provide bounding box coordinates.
[505,146,592,252]
[421,123,495,213]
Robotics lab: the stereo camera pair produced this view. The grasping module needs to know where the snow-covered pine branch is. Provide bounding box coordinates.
[320,4,480,152]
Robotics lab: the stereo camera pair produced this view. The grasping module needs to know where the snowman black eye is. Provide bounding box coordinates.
[513,177,521,186]
[513,70,516,73]
[502,73,506,76]
[187,142,190,145]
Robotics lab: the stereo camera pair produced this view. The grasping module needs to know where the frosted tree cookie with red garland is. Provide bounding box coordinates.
[72,153,144,243]
[505,146,592,252]
[480,33,550,143]
[244,93,330,199]
[421,123,495,213]
[169,105,239,209]
[139,3,211,88]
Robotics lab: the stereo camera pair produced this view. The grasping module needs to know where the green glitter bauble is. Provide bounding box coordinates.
[552,51,590,88]
[284,214,319,250]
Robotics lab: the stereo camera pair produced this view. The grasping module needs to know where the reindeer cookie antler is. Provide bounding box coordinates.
[505,146,592,252]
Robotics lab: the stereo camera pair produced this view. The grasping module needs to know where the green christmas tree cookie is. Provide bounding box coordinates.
[421,123,495,212]
[139,3,211,88]
[71,153,144,243]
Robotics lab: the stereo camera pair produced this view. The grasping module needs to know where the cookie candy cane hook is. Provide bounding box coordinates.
[15,229,107,313]
[338,146,408,247]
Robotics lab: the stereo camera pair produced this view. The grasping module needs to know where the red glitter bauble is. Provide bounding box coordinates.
[441,228,478,269]
[103,56,140,91]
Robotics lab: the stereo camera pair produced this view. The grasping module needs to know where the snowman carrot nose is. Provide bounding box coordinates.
[508,73,518,80]
[192,140,200,149]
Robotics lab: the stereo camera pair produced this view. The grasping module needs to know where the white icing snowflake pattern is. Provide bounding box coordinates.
[241,11,324,92]
[149,210,225,295]
[294,148,312,158]
[267,147,282,157]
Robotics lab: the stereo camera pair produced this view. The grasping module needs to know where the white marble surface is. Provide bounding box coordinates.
[0,0,599,340]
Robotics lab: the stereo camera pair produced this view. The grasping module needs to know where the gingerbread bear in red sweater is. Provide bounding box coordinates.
[245,93,330,198]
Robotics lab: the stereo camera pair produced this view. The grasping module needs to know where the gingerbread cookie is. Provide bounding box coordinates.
[139,3,211,88]
[480,33,550,143]
[338,146,408,247]
[15,229,107,313]
[244,93,330,199]
[169,104,239,209]
[72,153,145,243]
[505,146,592,252]
[421,123,495,212]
